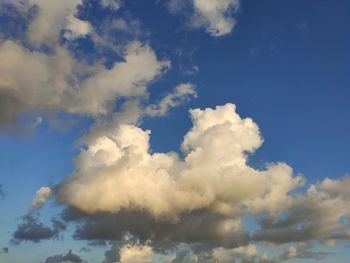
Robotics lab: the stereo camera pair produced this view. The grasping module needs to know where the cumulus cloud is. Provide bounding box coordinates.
[0,0,174,131]
[118,243,155,263]
[0,40,169,129]
[101,241,331,263]
[28,0,89,46]
[52,103,350,260]
[12,214,66,244]
[45,250,83,263]
[54,103,306,252]
[58,104,302,220]
[253,176,350,245]
[63,14,91,40]
[166,0,240,37]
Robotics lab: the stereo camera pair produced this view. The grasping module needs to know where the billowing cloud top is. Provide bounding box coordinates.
[58,103,302,219]
[1,0,349,262]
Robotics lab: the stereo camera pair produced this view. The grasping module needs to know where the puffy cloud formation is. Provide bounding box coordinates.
[167,0,240,36]
[54,103,350,260]
[26,0,87,45]
[0,40,169,128]
[0,0,179,131]
[254,175,350,244]
[31,186,52,210]
[45,250,83,263]
[212,244,270,263]
[101,241,330,263]
[12,214,66,243]
[58,103,302,220]
[118,243,155,263]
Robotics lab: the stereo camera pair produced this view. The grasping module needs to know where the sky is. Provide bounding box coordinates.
[0,0,349,262]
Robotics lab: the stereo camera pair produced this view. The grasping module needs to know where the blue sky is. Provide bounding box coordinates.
[0,0,349,262]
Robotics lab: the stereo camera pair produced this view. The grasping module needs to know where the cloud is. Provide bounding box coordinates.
[0,0,172,131]
[145,83,197,117]
[45,250,83,263]
[166,0,240,37]
[0,40,169,129]
[63,209,248,249]
[58,103,302,219]
[102,241,331,263]
[12,214,66,244]
[54,103,306,251]
[191,0,240,36]
[31,186,52,210]
[253,176,350,245]
[212,244,272,263]
[102,235,148,263]
[100,0,123,10]
[63,14,91,40]
[52,103,350,259]
[26,0,87,45]
[118,243,155,263]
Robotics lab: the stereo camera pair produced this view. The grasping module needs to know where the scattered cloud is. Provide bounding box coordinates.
[0,40,169,129]
[146,83,197,117]
[0,1,349,262]
[26,0,85,45]
[100,0,123,11]
[52,103,350,260]
[31,186,52,210]
[58,104,302,220]
[0,0,172,131]
[166,0,240,37]
[12,214,66,244]
[253,176,350,244]
[45,250,83,263]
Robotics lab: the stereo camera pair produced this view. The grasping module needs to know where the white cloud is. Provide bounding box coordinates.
[166,0,240,37]
[146,83,197,117]
[0,40,169,128]
[27,0,84,45]
[191,0,240,36]
[70,42,170,115]
[58,103,303,220]
[119,243,155,263]
[31,187,52,210]
[64,14,91,40]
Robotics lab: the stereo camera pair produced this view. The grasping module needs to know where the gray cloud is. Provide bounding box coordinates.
[45,250,83,263]
[12,214,66,244]
[62,208,248,249]
[253,177,350,245]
